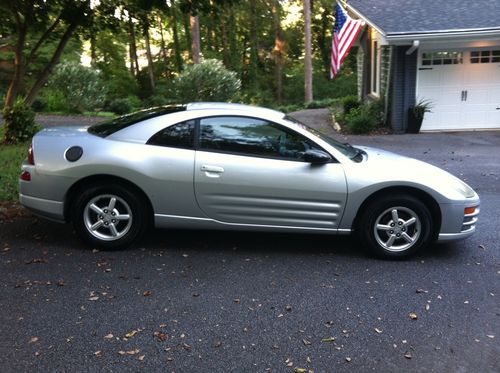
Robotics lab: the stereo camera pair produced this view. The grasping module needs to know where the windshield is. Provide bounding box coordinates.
[88,105,186,137]
[284,115,363,161]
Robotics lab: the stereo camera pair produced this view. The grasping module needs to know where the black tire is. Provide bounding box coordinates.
[71,183,149,250]
[357,194,433,259]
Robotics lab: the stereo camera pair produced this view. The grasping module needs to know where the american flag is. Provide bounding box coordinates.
[331,2,364,79]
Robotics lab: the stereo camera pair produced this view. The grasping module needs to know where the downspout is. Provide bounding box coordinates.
[383,46,393,125]
[406,39,419,55]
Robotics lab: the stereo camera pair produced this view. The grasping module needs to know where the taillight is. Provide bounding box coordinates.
[20,171,31,181]
[28,144,35,165]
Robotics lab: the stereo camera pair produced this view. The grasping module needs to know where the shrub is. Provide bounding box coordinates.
[48,61,106,113]
[31,98,47,112]
[108,98,133,115]
[366,98,385,126]
[172,59,241,102]
[341,95,360,114]
[2,99,41,144]
[345,106,376,134]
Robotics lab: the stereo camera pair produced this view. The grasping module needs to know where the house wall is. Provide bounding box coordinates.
[389,46,417,132]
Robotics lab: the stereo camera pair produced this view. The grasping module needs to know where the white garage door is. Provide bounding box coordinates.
[417,49,500,131]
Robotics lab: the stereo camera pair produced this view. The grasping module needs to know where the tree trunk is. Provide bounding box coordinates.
[248,0,259,90]
[170,1,183,72]
[90,26,97,67]
[318,7,330,75]
[272,0,285,104]
[25,22,79,106]
[5,16,27,108]
[127,12,139,76]
[158,14,169,66]
[142,19,156,91]
[303,0,313,103]
[190,14,201,63]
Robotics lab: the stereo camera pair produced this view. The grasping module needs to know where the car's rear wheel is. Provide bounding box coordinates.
[72,184,148,249]
[357,194,433,259]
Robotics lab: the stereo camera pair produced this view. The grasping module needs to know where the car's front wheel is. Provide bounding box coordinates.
[72,184,149,249]
[357,194,433,259]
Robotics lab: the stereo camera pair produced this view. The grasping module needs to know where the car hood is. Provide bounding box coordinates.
[347,145,478,201]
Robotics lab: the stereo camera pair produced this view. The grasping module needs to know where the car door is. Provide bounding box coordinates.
[194,116,348,230]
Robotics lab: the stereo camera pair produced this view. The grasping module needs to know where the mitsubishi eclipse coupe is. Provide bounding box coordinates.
[19,103,480,258]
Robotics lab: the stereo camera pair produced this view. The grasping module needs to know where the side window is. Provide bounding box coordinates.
[199,116,323,161]
[147,120,195,149]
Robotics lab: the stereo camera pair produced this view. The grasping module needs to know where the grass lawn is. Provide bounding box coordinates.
[0,127,29,202]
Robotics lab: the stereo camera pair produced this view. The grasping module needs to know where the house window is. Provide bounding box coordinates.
[370,40,380,95]
[421,51,463,65]
[470,50,500,64]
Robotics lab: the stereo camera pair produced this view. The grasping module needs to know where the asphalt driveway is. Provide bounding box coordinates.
[1,128,499,372]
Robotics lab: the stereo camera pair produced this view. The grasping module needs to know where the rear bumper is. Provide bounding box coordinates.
[19,193,65,222]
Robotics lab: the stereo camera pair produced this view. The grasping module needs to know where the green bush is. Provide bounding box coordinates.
[44,90,68,112]
[2,99,41,144]
[366,98,385,126]
[48,61,106,113]
[341,95,360,114]
[108,98,133,115]
[345,106,376,134]
[172,59,241,102]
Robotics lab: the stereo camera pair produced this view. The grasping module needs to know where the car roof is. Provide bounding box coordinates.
[186,102,285,120]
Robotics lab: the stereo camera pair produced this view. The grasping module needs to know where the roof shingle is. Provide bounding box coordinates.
[347,0,500,35]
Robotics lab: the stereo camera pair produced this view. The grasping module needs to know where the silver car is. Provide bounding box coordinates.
[19,103,479,258]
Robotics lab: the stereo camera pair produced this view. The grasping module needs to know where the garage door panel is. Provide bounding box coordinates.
[418,49,500,131]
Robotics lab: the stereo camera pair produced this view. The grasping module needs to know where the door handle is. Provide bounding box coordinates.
[464,90,468,101]
[461,90,464,101]
[201,165,224,173]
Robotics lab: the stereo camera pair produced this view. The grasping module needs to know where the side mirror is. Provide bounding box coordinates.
[303,149,332,164]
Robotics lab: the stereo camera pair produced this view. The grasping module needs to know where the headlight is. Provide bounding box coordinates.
[453,179,476,198]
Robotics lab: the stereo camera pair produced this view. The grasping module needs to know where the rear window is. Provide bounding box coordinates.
[88,105,186,137]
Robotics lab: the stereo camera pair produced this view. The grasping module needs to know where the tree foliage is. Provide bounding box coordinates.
[0,0,358,114]
[172,59,241,102]
[47,61,106,113]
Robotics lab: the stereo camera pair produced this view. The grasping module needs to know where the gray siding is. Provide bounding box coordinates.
[389,46,417,133]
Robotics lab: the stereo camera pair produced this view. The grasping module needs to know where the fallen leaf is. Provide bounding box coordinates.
[286,305,293,312]
[143,290,152,297]
[104,333,114,340]
[409,312,418,320]
[181,342,191,351]
[487,335,495,339]
[321,337,335,343]
[302,339,311,346]
[124,329,141,339]
[25,258,48,265]
[404,351,412,359]
[213,341,222,348]
[138,355,145,361]
[153,331,168,341]
[121,349,139,355]
[94,350,102,357]
[29,337,39,343]
[234,298,240,303]
[425,304,430,311]
[277,313,284,318]
[294,368,306,373]
[345,357,352,362]
[374,328,383,334]
[57,280,65,286]
[416,289,428,293]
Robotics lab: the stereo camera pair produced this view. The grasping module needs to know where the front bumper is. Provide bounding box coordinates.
[437,202,479,242]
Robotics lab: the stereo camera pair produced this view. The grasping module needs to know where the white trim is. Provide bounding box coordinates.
[370,38,381,96]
